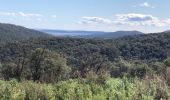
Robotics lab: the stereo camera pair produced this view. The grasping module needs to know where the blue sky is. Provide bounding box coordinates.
[0,0,169,33]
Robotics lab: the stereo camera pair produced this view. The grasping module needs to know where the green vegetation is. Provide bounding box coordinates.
[1,23,170,99]
[0,77,169,100]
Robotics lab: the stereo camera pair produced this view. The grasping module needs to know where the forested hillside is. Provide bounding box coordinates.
[115,32,170,61]
[1,26,170,99]
[0,23,51,43]
[1,31,170,64]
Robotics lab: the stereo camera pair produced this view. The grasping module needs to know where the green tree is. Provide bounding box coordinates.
[41,50,71,83]
[0,63,16,80]
[30,48,71,83]
[30,48,45,81]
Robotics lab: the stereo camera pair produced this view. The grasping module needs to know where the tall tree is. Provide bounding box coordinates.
[30,48,71,82]
[30,48,46,81]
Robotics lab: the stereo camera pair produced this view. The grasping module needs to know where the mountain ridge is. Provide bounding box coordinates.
[0,23,52,43]
[40,29,144,39]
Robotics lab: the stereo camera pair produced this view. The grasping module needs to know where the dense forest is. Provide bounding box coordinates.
[0,23,170,99]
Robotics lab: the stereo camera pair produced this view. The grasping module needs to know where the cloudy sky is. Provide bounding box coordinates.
[0,0,169,33]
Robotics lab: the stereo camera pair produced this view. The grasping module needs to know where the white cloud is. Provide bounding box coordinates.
[133,2,155,8]
[18,12,42,17]
[77,14,170,27]
[51,15,57,18]
[0,12,16,16]
[115,13,168,27]
[0,12,42,17]
[163,19,170,24]
[116,13,156,22]
[77,17,112,25]
[36,18,43,21]
[140,2,150,7]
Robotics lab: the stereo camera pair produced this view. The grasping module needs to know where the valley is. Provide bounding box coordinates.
[0,23,170,99]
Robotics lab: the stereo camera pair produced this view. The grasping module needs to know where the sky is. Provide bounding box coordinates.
[0,0,170,33]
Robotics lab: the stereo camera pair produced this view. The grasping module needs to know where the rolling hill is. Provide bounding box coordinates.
[0,23,169,63]
[0,23,52,43]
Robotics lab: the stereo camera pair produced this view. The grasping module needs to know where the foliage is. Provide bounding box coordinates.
[1,24,170,99]
[0,77,169,100]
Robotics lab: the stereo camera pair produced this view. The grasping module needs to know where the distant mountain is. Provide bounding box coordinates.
[40,30,106,36]
[40,29,144,39]
[0,23,51,43]
[80,31,144,39]
[164,30,170,32]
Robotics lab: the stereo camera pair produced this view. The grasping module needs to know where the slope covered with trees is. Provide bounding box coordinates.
[0,23,51,43]
[115,32,170,61]
[0,31,170,79]
[1,24,170,99]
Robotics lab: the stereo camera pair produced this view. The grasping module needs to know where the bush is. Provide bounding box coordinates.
[0,77,169,100]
